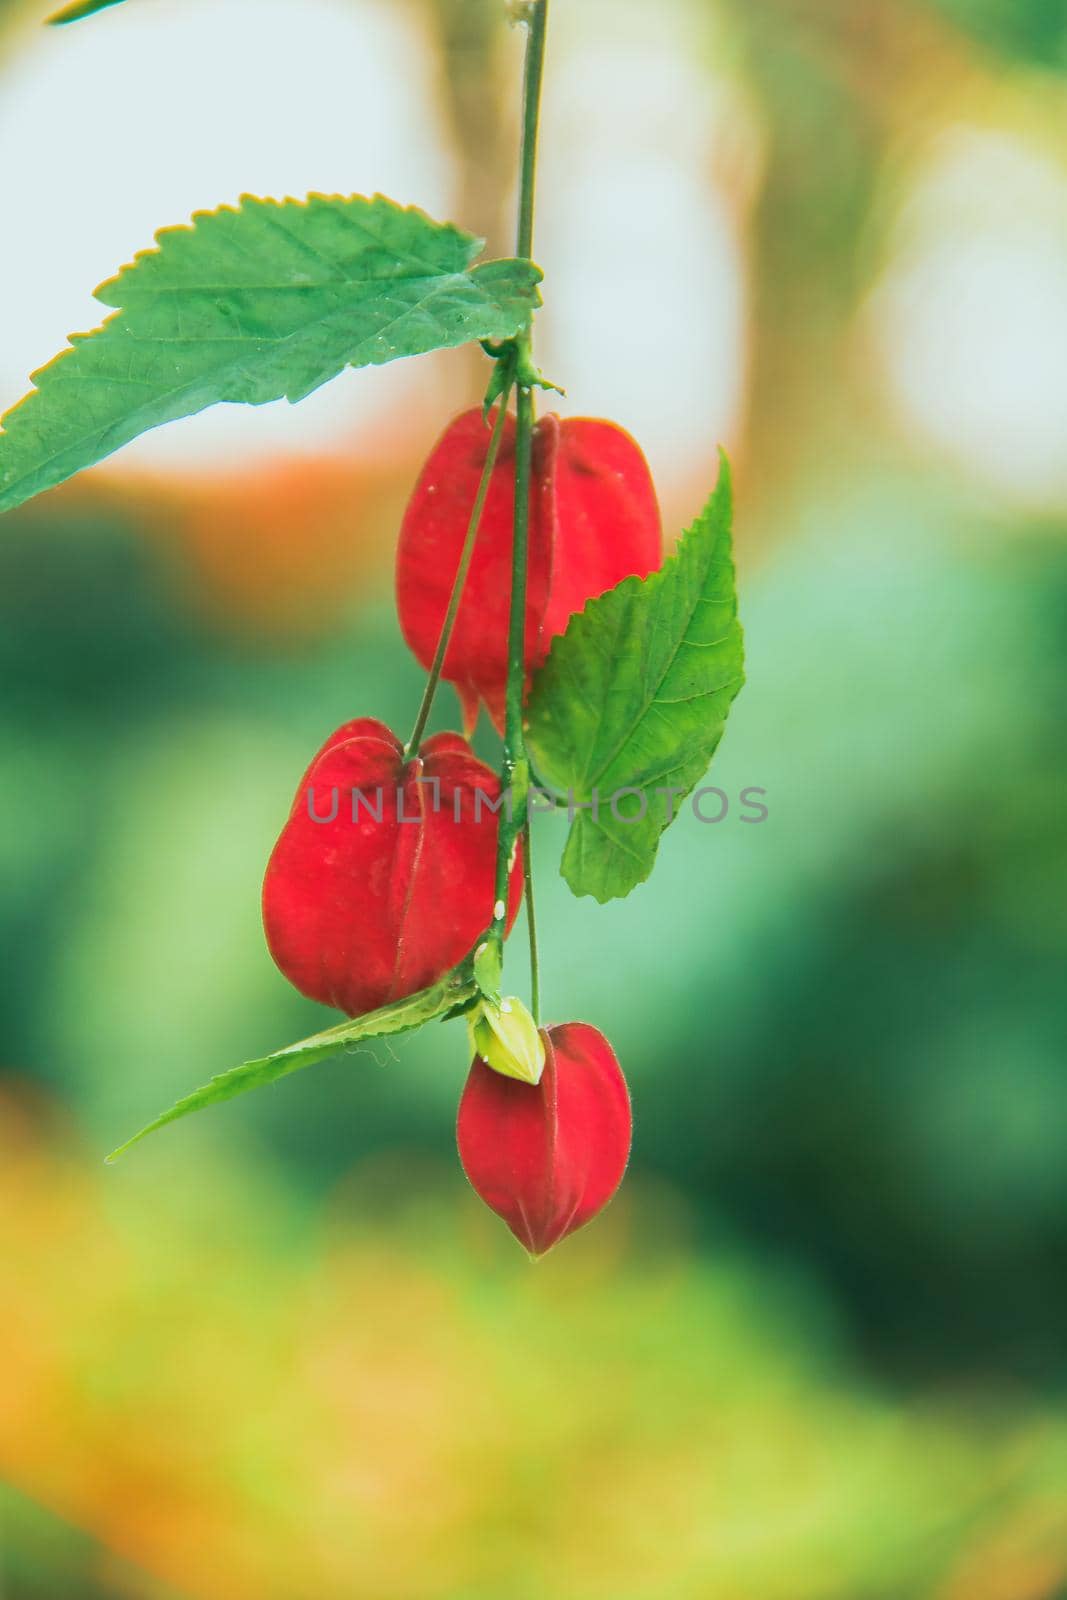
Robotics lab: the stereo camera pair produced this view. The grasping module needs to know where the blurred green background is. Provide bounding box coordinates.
[2,0,1067,1594]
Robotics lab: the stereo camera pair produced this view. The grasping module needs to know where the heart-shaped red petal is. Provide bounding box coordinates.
[262,719,521,1017]
[538,416,662,646]
[457,1021,632,1255]
[396,409,661,733]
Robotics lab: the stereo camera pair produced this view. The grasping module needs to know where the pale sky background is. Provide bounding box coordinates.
[0,0,1065,510]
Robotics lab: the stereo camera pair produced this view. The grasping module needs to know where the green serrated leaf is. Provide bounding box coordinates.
[106,964,477,1162]
[47,0,127,22]
[526,452,744,902]
[0,194,542,515]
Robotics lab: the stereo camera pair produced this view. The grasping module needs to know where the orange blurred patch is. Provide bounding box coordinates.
[142,450,408,636]
[936,1492,1067,1600]
[161,454,406,635]
[18,428,419,639]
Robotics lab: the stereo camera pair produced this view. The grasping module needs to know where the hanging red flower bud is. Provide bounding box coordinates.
[457,1021,632,1255]
[262,719,521,1017]
[396,409,662,733]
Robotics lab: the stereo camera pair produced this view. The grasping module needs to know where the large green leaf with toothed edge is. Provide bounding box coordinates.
[0,193,542,515]
[526,454,745,903]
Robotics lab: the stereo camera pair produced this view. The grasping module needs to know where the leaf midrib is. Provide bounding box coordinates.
[113,269,481,296]
[0,270,497,506]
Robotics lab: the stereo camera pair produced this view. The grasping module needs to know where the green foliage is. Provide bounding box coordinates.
[47,0,128,22]
[929,0,1067,69]
[0,194,542,516]
[526,455,744,902]
[106,963,478,1161]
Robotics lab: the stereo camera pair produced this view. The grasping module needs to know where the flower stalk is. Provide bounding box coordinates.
[491,0,548,1000]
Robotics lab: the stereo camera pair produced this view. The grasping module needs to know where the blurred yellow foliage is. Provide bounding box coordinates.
[2,1084,1066,1600]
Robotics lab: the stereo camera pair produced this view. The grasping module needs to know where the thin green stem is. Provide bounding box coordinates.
[504,386,534,747]
[516,1,547,263]
[522,820,540,1022]
[490,0,548,955]
[406,391,512,757]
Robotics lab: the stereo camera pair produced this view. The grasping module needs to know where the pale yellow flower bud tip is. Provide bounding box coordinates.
[467,996,545,1085]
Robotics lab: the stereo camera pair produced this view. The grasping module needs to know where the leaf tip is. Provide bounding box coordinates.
[46,0,125,24]
[104,1124,155,1163]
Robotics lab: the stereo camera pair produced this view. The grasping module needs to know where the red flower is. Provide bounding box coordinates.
[396,409,662,733]
[457,1021,632,1255]
[263,719,521,1017]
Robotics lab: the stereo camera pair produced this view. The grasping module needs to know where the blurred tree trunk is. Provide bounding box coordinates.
[727,0,979,518]
[421,0,519,406]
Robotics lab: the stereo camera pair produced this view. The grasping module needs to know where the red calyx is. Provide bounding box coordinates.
[262,719,522,1017]
[457,1021,632,1255]
[396,409,662,733]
